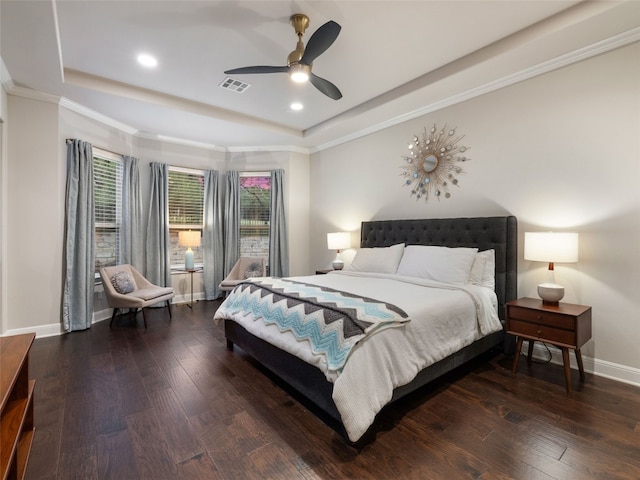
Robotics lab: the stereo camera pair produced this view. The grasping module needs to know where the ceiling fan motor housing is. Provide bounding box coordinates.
[288,14,309,65]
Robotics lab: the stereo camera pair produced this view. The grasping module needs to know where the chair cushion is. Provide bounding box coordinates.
[111,271,136,294]
[129,287,174,301]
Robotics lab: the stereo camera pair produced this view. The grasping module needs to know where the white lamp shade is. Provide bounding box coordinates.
[327,232,351,251]
[178,230,201,248]
[524,232,578,263]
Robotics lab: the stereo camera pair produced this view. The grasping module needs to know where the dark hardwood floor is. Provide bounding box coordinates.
[25,300,640,479]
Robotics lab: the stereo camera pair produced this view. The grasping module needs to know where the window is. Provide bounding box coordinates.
[93,150,123,273]
[239,173,271,258]
[168,167,204,267]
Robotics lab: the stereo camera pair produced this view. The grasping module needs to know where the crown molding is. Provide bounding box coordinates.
[310,26,640,154]
[5,25,637,157]
[6,84,61,105]
[0,57,15,94]
[10,84,309,155]
[137,132,226,152]
[59,97,139,135]
[226,144,310,155]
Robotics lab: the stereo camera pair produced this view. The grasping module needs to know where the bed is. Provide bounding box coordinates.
[214,216,517,442]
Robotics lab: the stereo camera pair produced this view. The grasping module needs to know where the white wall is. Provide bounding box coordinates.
[2,101,310,335]
[5,95,62,333]
[0,60,8,334]
[310,43,640,380]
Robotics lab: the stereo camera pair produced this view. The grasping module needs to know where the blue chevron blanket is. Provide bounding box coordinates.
[218,278,409,373]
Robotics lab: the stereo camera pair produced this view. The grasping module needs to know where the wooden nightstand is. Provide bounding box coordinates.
[506,297,592,392]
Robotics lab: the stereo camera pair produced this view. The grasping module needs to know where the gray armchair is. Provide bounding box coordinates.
[100,264,175,328]
[219,257,267,294]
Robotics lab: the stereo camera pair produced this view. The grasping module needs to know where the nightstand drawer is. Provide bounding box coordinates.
[508,319,576,346]
[508,305,575,330]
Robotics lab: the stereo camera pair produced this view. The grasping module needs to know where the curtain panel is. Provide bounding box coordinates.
[62,139,95,332]
[145,162,172,287]
[223,170,240,276]
[121,155,144,271]
[203,170,224,299]
[269,169,289,277]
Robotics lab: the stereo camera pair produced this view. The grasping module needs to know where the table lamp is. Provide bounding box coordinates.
[327,232,351,270]
[524,232,579,305]
[178,230,201,270]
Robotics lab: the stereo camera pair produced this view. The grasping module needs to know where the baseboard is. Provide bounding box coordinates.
[172,292,204,305]
[3,322,66,338]
[525,340,640,388]
[1,295,206,339]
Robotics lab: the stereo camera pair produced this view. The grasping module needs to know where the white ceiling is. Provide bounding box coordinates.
[2,1,639,151]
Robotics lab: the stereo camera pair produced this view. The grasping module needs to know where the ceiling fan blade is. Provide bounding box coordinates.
[300,20,341,65]
[309,73,342,100]
[224,66,289,75]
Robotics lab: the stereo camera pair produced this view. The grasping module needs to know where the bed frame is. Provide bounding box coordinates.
[224,216,518,440]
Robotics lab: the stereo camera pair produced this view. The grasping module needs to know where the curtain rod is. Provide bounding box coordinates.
[65,138,129,158]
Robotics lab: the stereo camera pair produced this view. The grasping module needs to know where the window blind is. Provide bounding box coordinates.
[94,156,123,226]
[168,169,204,229]
[93,154,123,272]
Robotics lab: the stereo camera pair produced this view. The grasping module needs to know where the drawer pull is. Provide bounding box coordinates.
[537,330,542,335]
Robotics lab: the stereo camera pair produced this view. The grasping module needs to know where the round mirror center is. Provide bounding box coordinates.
[423,154,438,173]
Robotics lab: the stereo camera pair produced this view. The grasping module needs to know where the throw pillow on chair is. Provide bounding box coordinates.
[244,262,263,279]
[111,271,136,294]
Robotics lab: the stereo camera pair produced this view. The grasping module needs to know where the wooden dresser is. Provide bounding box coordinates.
[1,333,36,480]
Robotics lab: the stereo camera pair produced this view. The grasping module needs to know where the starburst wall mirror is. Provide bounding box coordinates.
[400,123,470,202]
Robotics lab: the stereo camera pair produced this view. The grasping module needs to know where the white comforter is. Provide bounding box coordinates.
[214,271,502,442]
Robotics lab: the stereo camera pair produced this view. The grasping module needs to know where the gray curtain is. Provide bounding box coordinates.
[203,170,224,299]
[62,140,95,332]
[145,162,171,287]
[269,169,289,277]
[121,155,143,270]
[223,170,240,275]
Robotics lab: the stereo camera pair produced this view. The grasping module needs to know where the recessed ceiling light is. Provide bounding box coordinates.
[290,102,303,111]
[137,53,158,68]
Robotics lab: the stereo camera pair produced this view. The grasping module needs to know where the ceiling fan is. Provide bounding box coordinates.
[224,14,342,100]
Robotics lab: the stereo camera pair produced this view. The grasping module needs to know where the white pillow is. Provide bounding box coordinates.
[396,245,478,284]
[468,249,495,290]
[346,243,405,274]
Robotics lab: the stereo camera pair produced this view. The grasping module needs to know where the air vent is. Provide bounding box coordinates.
[219,77,251,93]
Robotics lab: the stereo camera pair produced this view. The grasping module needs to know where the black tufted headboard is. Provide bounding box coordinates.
[360,216,518,321]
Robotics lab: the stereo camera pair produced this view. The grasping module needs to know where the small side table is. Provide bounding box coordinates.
[185,268,197,308]
[315,269,333,275]
[506,297,592,392]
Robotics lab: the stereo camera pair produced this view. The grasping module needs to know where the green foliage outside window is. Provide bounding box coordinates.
[240,176,270,237]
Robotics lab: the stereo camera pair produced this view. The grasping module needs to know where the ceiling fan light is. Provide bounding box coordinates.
[289,63,310,83]
[291,72,309,83]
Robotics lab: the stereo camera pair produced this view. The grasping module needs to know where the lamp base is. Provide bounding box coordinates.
[185,247,194,270]
[332,259,344,270]
[537,283,564,306]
